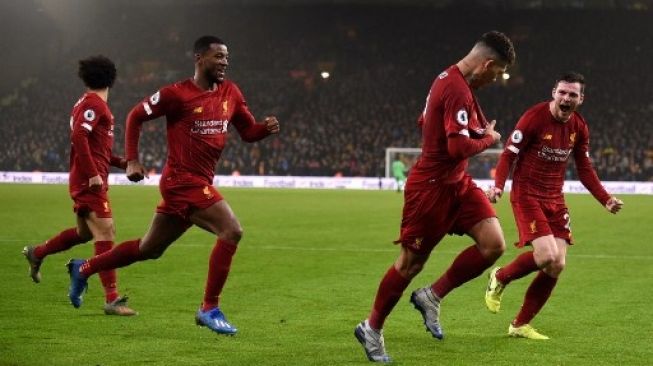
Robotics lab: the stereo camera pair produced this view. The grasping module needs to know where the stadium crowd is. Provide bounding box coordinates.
[1,3,651,181]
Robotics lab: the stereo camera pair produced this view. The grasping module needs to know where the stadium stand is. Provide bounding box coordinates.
[1,3,651,181]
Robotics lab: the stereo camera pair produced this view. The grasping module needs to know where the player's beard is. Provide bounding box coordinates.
[205,68,223,85]
[468,71,492,89]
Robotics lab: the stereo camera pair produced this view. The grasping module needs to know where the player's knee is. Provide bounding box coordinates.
[96,228,115,242]
[396,261,424,279]
[535,251,556,268]
[479,236,505,261]
[222,225,243,243]
[77,229,93,242]
[141,247,165,260]
[547,257,566,276]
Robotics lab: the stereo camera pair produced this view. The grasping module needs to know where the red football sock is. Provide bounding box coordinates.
[94,241,119,303]
[33,228,86,259]
[201,239,238,311]
[513,271,558,326]
[80,239,143,278]
[368,266,410,330]
[431,244,491,299]
[496,251,538,285]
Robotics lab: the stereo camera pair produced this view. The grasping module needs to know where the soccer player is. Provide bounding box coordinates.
[65,36,280,335]
[355,31,515,362]
[391,155,407,192]
[485,72,624,339]
[22,55,136,316]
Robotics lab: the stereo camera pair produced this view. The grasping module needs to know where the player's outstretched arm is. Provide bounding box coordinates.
[233,112,280,142]
[605,196,624,214]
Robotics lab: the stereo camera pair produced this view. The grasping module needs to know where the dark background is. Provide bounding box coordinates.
[1,0,651,180]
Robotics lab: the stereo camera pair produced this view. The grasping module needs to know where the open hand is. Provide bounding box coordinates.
[605,196,624,214]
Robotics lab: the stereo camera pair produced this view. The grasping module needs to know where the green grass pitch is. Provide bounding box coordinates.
[0,184,651,365]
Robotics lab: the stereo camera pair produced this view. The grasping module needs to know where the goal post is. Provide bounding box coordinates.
[385,147,504,179]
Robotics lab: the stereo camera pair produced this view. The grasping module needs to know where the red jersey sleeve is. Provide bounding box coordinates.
[447,134,494,159]
[443,88,493,158]
[573,120,611,205]
[230,85,269,142]
[494,110,537,190]
[443,87,473,138]
[125,87,178,161]
[110,155,127,169]
[70,103,102,178]
[493,148,517,191]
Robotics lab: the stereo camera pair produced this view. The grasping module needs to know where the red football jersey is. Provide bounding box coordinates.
[126,79,267,184]
[495,101,610,204]
[407,65,491,188]
[69,92,115,197]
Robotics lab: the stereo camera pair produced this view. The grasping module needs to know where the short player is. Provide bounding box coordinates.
[485,72,623,339]
[65,36,280,335]
[23,55,136,316]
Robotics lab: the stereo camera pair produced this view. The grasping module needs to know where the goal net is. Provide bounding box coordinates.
[385,147,503,180]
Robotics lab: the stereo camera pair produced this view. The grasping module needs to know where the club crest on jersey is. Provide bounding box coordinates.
[543,133,553,140]
[529,220,537,234]
[203,186,214,199]
[150,91,161,105]
[83,109,95,122]
[193,106,203,114]
[414,237,423,249]
[511,130,523,144]
[569,132,576,145]
[456,109,469,126]
[222,100,229,116]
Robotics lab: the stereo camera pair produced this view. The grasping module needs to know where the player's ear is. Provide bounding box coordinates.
[194,52,202,63]
[578,92,584,105]
[482,59,494,71]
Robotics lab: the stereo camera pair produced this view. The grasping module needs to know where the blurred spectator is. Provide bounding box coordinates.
[0,4,651,181]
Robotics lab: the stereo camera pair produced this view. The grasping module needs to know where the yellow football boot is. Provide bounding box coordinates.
[508,324,550,340]
[485,267,505,313]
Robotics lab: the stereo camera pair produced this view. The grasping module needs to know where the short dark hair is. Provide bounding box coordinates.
[478,31,516,66]
[78,55,116,89]
[555,71,585,93]
[194,35,225,54]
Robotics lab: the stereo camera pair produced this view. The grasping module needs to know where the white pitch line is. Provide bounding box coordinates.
[2,239,651,260]
[244,246,653,260]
